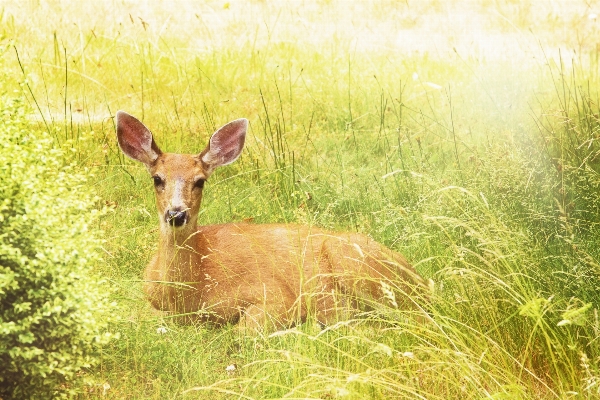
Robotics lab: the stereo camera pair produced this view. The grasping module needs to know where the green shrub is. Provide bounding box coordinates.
[0,94,115,399]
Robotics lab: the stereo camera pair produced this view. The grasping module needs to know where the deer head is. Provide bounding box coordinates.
[116,111,247,233]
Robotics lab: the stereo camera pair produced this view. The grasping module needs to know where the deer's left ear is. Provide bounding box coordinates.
[200,118,247,174]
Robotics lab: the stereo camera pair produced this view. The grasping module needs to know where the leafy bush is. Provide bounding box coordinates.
[0,94,115,398]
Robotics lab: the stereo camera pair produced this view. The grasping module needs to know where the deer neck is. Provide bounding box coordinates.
[158,221,204,278]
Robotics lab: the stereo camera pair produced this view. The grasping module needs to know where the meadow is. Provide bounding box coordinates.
[1,1,599,398]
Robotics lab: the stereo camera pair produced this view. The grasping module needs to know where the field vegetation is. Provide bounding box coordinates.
[1,0,599,398]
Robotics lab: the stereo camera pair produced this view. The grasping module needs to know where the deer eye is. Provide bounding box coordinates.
[152,175,163,186]
[194,178,205,189]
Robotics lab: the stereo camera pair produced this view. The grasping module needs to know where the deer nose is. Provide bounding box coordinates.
[166,208,188,227]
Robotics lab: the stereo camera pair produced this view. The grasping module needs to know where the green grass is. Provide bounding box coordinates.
[1,1,600,398]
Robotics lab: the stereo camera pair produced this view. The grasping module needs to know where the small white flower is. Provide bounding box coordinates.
[225,364,237,374]
[412,72,419,81]
[589,13,597,20]
[156,326,168,334]
[402,351,415,359]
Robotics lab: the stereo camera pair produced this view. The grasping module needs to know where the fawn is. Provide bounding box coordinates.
[116,111,430,329]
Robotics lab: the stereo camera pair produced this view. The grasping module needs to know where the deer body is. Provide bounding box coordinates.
[117,111,428,328]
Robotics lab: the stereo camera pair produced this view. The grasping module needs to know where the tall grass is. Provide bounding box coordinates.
[1,1,599,398]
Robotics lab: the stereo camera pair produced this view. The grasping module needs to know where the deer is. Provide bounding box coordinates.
[116,110,430,330]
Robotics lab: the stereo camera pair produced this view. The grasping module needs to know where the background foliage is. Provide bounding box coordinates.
[0,1,599,398]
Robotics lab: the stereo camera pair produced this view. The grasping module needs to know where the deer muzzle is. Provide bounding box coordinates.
[166,208,188,227]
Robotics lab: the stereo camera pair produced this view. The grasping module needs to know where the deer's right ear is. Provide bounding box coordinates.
[116,110,162,166]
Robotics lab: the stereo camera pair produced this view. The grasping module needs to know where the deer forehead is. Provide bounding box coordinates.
[152,153,207,181]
